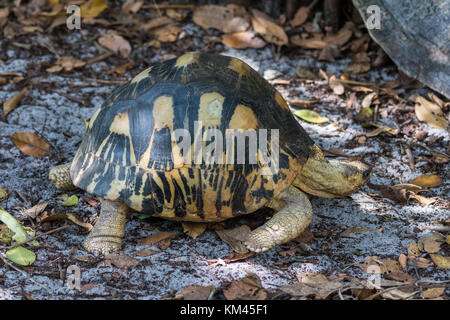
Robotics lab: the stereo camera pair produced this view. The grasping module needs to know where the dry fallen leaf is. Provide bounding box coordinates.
[46,56,86,73]
[223,274,267,300]
[340,226,374,238]
[98,32,131,58]
[415,96,448,130]
[398,253,407,271]
[0,188,10,202]
[216,225,251,253]
[181,284,214,300]
[417,233,445,253]
[420,287,445,299]
[151,25,181,42]
[346,62,371,74]
[193,5,249,33]
[408,256,433,268]
[222,31,266,49]
[429,254,450,270]
[10,132,50,158]
[406,241,421,256]
[181,222,207,239]
[290,3,315,27]
[136,231,176,246]
[140,16,174,31]
[121,0,143,14]
[24,201,48,219]
[104,253,140,269]
[80,0,108,18]
[41,213,93,232]
[2,88,26,118]
[133,249,158,257]
[282,273,344,299]
[251,9,287,46]
[329,75,344,95]
[409,174,443,188]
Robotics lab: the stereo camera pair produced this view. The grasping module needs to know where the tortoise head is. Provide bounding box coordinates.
[294,146,372,198]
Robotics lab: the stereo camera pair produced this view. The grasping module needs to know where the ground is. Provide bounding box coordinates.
[0,2,449,300]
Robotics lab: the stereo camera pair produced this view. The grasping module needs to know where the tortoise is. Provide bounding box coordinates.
[352,0,450,99]
[49,52,371,255]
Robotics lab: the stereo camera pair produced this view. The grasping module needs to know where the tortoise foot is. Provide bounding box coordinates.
[244,228,274,253]
[84,235,122,256]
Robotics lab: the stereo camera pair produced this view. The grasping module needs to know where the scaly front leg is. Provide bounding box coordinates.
[245,185,313,253]
[84,199,129,255]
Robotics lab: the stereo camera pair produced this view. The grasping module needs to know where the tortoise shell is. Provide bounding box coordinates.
[70,53,314,221]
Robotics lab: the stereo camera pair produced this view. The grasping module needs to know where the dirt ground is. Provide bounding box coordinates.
[0,1,449,300]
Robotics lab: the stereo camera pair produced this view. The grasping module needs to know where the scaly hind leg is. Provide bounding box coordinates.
[245,185,313,253]
[84,199,129,255]
[48,163,76,190]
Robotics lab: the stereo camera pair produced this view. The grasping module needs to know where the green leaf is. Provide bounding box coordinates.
[0,207,28,243]
[293,109,329,124]
[61,194,79,206]
[353,248,361,256]
[6,246,36,266]
[357,107,373,122]
[133,213,152,219]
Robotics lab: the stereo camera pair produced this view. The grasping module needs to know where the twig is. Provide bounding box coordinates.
[0,254,51,293]
[403,144,415,171]
[0,225,70,250]
[84,78,128,85]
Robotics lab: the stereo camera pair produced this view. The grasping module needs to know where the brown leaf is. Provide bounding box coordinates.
[356,256,387,274]
[340,226,374,238]
[406,241,421,257]
[181,284,214,300]
[46,56,86,73]
[323,27,352,47]
[140,16,174,31]
[121,0,143,14]
[0,188,10,202]
[104,253,140,269]
[408,256,433,268]
[136,231,176,246]
[98,32,131,58]
[222,31,266,49]
[10,132,50,158]
[346,62,371,74]
[420,287,445,299]
[2,88,26,117]
[409,175,443,188]
[415,96,448,130]
[329,75,344,95]
[282,273,344,299]
[40,213,93,231]
[133,249,158,257]
[216,225,251,253]
[222,251,254,262]
[251,9,287,46]
[398,253,407,271]
[290,35,327,49]
[290,6,310,27]
[429,254,450,270]
[181,222,207,239]
[193,5,249,33]
[223,274,267,300]
[151,25,181,43]
[24,201,48,219]
[418,233,445,253]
